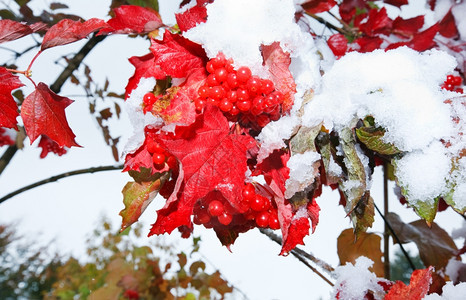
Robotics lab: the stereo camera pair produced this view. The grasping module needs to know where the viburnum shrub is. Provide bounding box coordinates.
[2,0,466,298]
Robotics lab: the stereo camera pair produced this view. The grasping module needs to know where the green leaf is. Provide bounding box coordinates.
[356,126,401,156]
[120,173,168,231]
[339,125,374,233]
[290,124,321,154]
[127,0,159,11]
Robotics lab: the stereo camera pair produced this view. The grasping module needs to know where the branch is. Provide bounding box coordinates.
[0,164,124,205]
[259,228,335,286]
[374,203,417,271]
[0,34,107,176]
[50,34,106,94]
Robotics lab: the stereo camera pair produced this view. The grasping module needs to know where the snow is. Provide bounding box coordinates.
[123,77,162,155]
[423,282,466,300]
[331,256,387,300]
[185,0,302,76]
[284,151,321,199]
[452,1,466,41]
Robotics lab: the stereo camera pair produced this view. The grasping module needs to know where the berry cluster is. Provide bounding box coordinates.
[193,183,280,230]
[442,75,464,94]
[145,137,177,171]
[38,135,67,158]
[0,128,15,147]
[195,53,285,129]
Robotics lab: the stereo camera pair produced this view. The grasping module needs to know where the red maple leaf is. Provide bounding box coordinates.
[98,5,163,35]
[301,0,337,14]
[262,42,296,112]
[392,16,424,37]
[355,36,384,52]
[125,53,165,99]
[0,20,46,44]
[407,23,439,51]
[150,31,206,78]
[149,106,256,235]
[339,0,368,23]
[175,4,208,32]
[21,82,79,147]
[360,7,392,36]
[439,9,459,38]
[383,0,408,7]
[385,266,433,299]
[0,67,23,129]
[41,18,106,50]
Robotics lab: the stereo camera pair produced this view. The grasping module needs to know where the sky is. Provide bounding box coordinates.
[0,1,465,300]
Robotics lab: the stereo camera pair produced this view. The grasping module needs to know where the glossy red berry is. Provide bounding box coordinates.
[218,212,233,225]
[152,152,166,165]
[212,53,226,69]
[226,90,238,103]
[251,195,266,211]
[237,66,252,83]
[236,89,250,102]
[247,76,262,94]
[237,100,252,112]
[198,86,209,98]
[215,68,228,83]
[226,73,239,88]
[194,99,205,112]
[261,79,275,94]
[209,86,225,100]
[207,74,219,86]
[242,183,256,202]
[453,76,463,86]
[194,209,211,225]
[219,99,233,112]
[208,200,224,217]
[255,211,270,228]
[268,212,280,230]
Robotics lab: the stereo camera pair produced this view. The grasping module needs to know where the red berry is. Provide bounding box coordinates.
[212,53,226,69]
[237,100,252,112]
[247,76,262,94]
[229,104,240,116]
[166,155,177,170]
[215,68,228,83]
[251,195,266,211]
[206,61,215,73]
[237,66,252,83]
[455,88,464,94]
[194,209,211,225]
[207,74,219,86]
[208,200,224,217]
[227,73,239,88]
[236,89,250,101]
[218,212,233,225]
[198,85,209,98]
[261,79,275,94]
[251,96,265,115]
[242,183,256,201]
[453,76,463,86]
[209,86,225,100]
[152,152,166,165]
[143,92,157,106]
[268,212,280,230]
[446,75,454,84]
[195,99,205,112]
[227,90,238,103]
[219,98,233,112]
[255,211,269,228]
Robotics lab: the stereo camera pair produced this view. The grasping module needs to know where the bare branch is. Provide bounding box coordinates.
[259,228,335,286]
[0,164,124,205]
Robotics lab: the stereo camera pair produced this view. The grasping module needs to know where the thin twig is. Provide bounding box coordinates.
[374,203,416,271]
[304,11,346,35]
[259,228,335,286]
[0,164,124,205]
[383,163,390,279]
[0,144,18,175]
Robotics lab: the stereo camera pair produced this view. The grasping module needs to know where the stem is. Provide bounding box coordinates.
[26,50,42,75]
[304,11,346,35]
[374,203,416,272]
[259,228,335,286]
[0,164,123,205]
[383,163,390,280]
[0,144,18,175]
